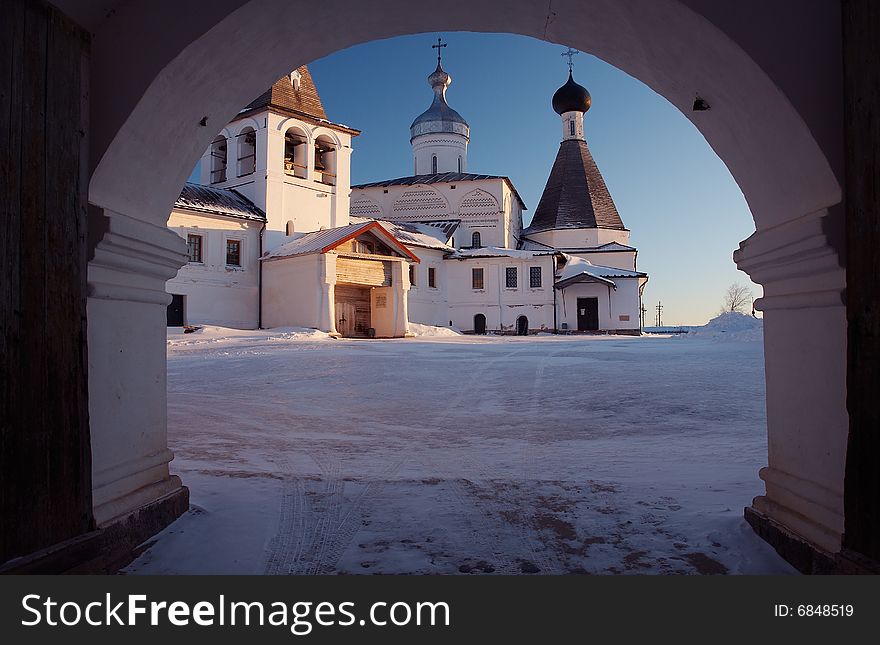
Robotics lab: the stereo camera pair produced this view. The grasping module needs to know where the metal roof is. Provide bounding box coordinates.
[174,183,266,222]
[352,172,527,210]
[410,62,470,137]
[262,221,420,262]
[350,217,455,251]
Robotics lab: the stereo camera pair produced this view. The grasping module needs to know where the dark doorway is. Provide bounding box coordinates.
[474,313,487,335]
[516,315,528,336]
[577,297,599,331]
[167,294,185,327]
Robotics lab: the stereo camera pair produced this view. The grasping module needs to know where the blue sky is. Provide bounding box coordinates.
[195,32,760,325]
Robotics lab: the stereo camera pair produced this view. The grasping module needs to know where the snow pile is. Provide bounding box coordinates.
[688,312,763,342]
[167,325,331,349]
[407,322,462,337]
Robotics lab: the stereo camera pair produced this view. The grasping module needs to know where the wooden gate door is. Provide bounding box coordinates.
[335,285,371,337]
[1,0,93,565]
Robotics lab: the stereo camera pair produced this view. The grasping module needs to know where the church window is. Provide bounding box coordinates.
[284,129,308,179]
[431,155,437,174]
[226,239,241,266]
[209,136,227,184]
[314,135,337,185]
[428,267,436,288]
[472,267,484,290]
[471,231,481,248]
[529,266,542,288]
[458,156,462,172]
[186,234,203,263]
[237,128,256,176]
[409,264,416,287]
[569,120,575,136]
[505,267,517,288]
[285,221,294,236]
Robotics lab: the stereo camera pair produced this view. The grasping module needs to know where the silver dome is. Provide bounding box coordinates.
[410,62,469,141]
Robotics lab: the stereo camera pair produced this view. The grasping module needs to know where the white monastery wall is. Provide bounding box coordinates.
[166,209,262,328]
[446,255,556,332]
[407,247,449,326]
[261,254,325,329]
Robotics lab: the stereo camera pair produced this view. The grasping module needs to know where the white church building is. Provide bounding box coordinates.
[166,50,648,337]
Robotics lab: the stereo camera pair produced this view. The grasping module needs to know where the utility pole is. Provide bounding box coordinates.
[640,302,646,329]
[655,301,663,328]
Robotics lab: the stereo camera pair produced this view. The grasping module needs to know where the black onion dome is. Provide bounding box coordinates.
[552,71,591,115]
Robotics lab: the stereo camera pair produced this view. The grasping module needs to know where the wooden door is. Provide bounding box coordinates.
[577,297,599,331]
[516,316,528,336]
[1,0,93,564]
[335,285,371,337]
[474,313,487,335]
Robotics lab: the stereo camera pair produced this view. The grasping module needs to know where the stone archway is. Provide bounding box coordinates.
[73,0,850,571]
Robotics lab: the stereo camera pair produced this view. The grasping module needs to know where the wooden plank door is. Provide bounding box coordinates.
[0,0,93,564]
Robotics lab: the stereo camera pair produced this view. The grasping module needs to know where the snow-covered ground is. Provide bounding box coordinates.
[126,324,794,575]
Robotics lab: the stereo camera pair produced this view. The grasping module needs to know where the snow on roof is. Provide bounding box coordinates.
[262,221,420,262]
[350,216,454,251]
[262,224,365,259]
[352,172,527,209]
[554,254,646,289]
[519,237,556,251]
[174,183,266,222]
[448,246,555,260]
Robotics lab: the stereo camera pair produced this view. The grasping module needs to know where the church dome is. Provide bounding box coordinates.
[552,71,592,115]
[410,62,470,141]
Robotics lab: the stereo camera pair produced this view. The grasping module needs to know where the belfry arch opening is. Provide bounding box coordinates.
[314,135,337,185]
[284,128,308,179]
[237,127,257,176]
[5,0,859,576]
[209,135,228,184]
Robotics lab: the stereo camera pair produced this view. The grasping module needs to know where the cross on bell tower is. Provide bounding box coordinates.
[432,37,447,65]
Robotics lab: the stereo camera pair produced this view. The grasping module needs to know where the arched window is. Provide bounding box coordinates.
[209,136,227,184]
[471,231,481,248]
[431,155,437,174]
[314,135,337,185]
[237,127,256,176]
[285,220,294,236]
[457,156,462,172]
[284,128,308,179]
[570,120,575,136]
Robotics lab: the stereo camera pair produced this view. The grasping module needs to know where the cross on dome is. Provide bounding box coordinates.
[561,47,579,71]
[432,37,447,65]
